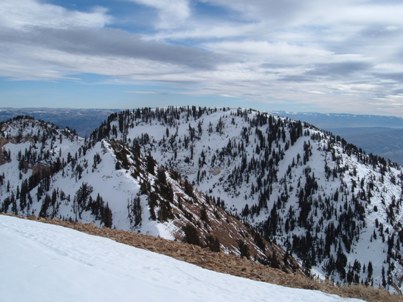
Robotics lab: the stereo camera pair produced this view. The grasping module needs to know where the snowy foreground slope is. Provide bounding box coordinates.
[0,215,363,302]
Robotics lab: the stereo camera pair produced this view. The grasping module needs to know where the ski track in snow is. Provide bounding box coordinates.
[0,215,364,302]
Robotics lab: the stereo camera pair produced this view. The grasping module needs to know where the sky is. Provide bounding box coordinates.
[1,0,403,116]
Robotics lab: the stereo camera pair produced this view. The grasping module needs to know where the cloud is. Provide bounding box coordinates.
[199,0,308,25]
[149,22,258,40]
[208,0,403,28]
[278,75,314,82]
[128,0,190,29]
[375,72,403,82]
[307,62,373,77]
[0,0,226,81]
[206,40,332,64]
[1,0,403,116]
[0,0,111,29]
[2,26,222,69]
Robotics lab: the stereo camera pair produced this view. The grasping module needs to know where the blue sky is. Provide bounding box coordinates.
[1,1,403,116]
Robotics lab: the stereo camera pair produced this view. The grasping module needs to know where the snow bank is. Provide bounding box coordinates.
[0,215,364,302]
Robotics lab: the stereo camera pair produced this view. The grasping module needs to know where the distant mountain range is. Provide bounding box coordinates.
[0,108,119,137]
[274,112,403,165]
[273,112,403,129]
[0,107,402,293]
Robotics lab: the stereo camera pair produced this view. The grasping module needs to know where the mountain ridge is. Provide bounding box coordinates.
[274,111,403,165]
[88,107,402,292]
[0,114,300,274]
[2,108,403,165]
[0,107,402,293]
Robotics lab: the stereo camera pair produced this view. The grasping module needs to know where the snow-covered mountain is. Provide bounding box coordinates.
[0,115,299,273]
[273,111,403,165]
[89,107,402,293]
[273,111,403,129]
[0,215,365,302]
[1,108,402,293]
[0,107,119,137]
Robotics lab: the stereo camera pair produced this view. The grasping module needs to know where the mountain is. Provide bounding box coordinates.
[0,107,119,137]
[273,112,403,129]
[327,128,403,166]
[2,108,403,165]
[274,112,403,165]
[0,108,402,293]
[0,215,365,302]
[90,107,403,293]
[0,115,299,273]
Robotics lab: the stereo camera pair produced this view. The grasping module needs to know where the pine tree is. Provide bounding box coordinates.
[102,203,113,228]
[182,224,201,246]
[238,240,250,259]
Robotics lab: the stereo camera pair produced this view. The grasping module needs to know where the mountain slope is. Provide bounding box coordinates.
[328,127,403,165]
[1,108,402,292]
[273,111,403,165]
[0,115,299,273]
[0,215,365,302]
[0,107,119,137]
[90,107,403,293]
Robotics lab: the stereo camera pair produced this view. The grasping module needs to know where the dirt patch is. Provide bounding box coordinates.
[0,138,9,165]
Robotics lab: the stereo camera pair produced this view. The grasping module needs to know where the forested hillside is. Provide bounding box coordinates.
[1,108,402,293]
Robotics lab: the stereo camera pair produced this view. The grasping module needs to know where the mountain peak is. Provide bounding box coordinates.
[0,115,78,142]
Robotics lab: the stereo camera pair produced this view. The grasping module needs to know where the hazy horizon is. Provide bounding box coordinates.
[2,106,403,119]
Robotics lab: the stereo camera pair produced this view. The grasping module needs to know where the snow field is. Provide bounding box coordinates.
[0,215,365,302]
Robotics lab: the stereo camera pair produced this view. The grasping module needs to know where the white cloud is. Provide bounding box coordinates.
[129,0,190,29]
[1,0,403,116]
[0,0,111,29]
[199,0,307,25]
[374,63,403,74]
[317,3,403,26]
[149,22,258,40]
[206,40,333,64]
[0,38,207,81]
[201,1,403,27]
